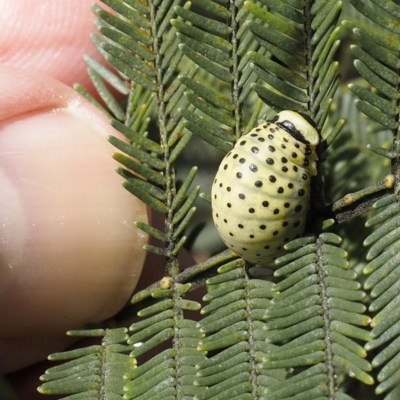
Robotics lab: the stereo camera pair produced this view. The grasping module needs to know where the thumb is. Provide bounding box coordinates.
[0,65,148,371]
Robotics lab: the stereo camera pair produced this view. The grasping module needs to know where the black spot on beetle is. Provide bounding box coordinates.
[249,164,258,172]
[295,205,302,213]
[269,175,276,183]
[249,208,255,213]
[268,145,276,152]
[251,146,259,153]
[239,158,246,164]
[255,180,263,187]
[262,201,269,207]
[240,140,246,145]
[266,158,274,165]
[239,193,245,199]
[298,189,305,196]
[236,172,242,178]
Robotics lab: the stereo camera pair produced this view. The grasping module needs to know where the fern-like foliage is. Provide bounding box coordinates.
[346,0,400,131]
[124,283,204,399]
[194,258,285,399]
[38,328,135,398]
[342,1,400,399]
[34,0,400,399]
[266,233,372,397]
[363,195,400,400]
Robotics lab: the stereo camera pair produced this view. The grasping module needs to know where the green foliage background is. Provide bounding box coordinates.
[16,0,400,399]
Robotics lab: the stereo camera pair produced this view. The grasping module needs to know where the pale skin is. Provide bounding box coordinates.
[0,1,175,397]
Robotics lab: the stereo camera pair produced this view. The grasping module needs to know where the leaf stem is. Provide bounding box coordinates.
[229,0,242,139]
[151,2,180,277]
